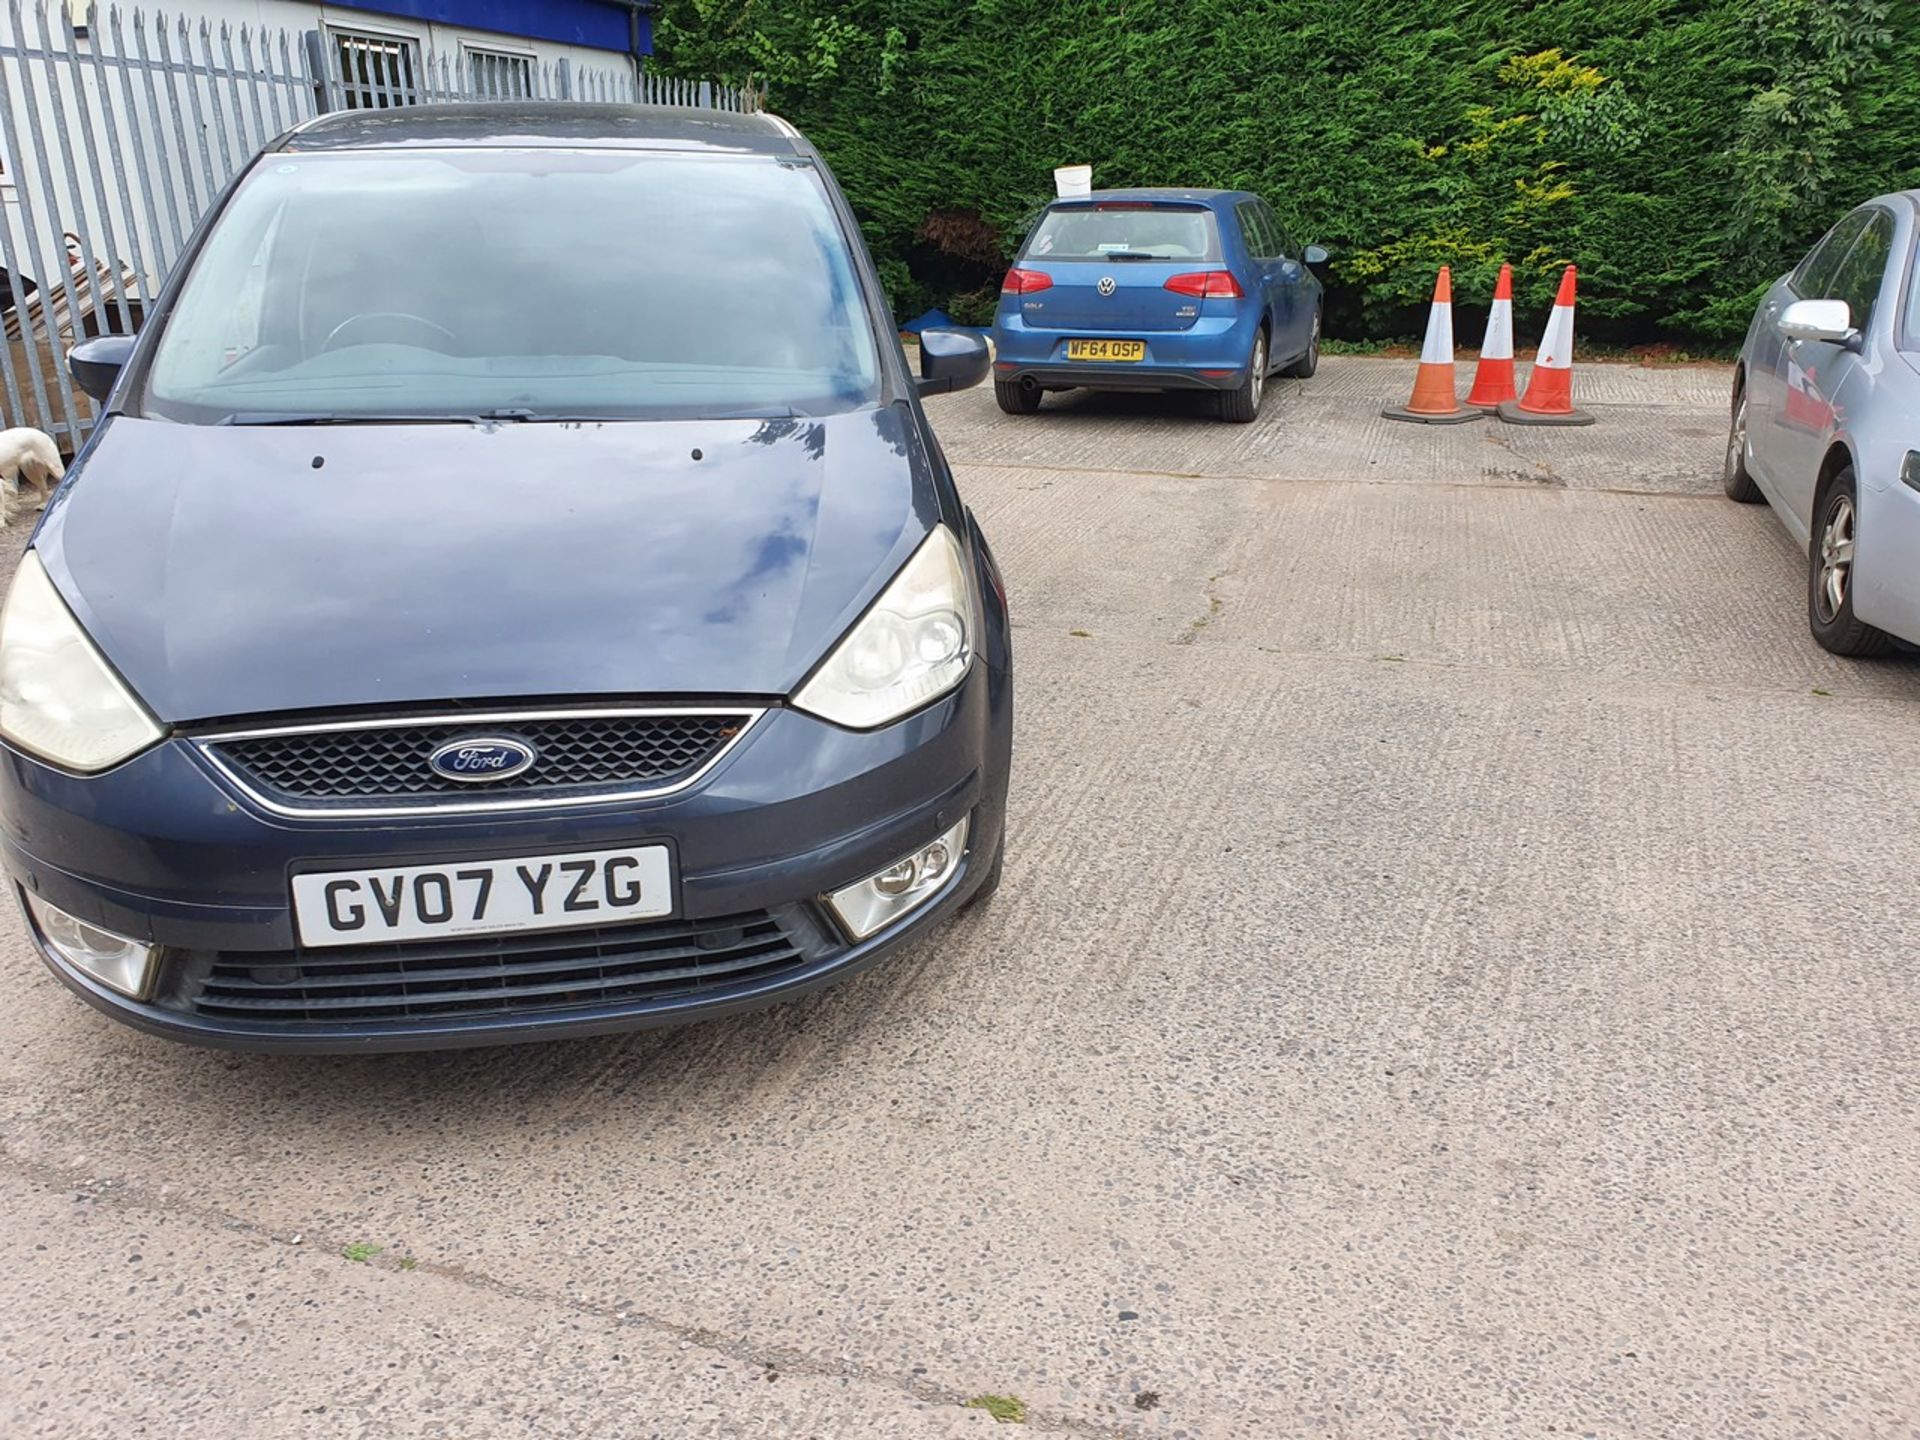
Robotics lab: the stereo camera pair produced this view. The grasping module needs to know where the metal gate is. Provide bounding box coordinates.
[0,1,755,451]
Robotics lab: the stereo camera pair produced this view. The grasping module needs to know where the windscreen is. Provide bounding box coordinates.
[1024,204,1219,262]
[141,149,881,422]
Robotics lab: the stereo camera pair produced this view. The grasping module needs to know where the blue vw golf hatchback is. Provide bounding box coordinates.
[4,105,1011,1052]
[990,189,1328,422]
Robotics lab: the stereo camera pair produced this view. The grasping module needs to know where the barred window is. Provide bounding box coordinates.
[468,48,535,100]
[332,29,419,109]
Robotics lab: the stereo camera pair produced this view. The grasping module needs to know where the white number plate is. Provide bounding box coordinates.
[291,844,673,949]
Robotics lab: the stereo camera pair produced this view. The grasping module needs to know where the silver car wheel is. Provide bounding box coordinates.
[1251,335,1267,408]
[1815,493,1856,625]
[1724,392,1747,481]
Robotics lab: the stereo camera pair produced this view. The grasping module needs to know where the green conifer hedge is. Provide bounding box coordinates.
[655,0,1918,343]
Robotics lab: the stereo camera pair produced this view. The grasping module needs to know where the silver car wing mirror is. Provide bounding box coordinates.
[1778,298,1861,350]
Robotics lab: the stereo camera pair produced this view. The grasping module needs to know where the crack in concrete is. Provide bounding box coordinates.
[1,1144,1143,1439]
[1231,641,1913,705]
[1174,568,1232,645]
[954,456,1721,502]
[1480,428,1564,486]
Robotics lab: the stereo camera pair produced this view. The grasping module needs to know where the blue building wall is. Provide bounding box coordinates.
[328,1,651,55]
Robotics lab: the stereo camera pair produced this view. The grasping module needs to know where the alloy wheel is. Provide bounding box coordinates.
[1725,392,1747,482]
[1815,493,1855,624]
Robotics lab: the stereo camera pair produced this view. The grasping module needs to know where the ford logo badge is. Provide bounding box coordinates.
[429,736,537,784]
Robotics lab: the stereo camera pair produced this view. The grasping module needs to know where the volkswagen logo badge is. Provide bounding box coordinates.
[1097,276,1117,297]
[429,736,537,784]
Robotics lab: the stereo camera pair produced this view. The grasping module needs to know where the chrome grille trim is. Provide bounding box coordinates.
[190,705,766,818]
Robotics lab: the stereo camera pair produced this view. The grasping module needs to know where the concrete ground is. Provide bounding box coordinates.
[3,357,1917,1438]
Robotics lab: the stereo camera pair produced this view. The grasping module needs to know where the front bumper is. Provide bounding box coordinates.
[2,662,1011,1052]
[1854,462,1920,646]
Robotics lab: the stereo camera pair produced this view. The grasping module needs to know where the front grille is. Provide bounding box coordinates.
[174,908,830,1027]
[204,711,751,808]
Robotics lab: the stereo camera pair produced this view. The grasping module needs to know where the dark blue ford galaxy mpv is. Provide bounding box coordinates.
[3,105,1010,1052]
[990,188,1328,423]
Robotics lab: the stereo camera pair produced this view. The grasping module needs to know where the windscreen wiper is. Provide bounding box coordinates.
[216,409,542,426]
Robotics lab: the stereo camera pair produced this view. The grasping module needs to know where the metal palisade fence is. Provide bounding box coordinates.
[0,1,756,452]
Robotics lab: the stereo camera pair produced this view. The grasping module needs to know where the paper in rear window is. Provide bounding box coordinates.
[1024,205,1220,263]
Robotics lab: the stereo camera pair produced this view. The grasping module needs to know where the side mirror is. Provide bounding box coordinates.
[1778,298,1859,350]
[69,334,137,403]
[1304,244,1332,270]
[916,328,991,397]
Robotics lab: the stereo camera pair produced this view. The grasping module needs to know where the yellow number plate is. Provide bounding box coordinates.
[1066,339,1146,362]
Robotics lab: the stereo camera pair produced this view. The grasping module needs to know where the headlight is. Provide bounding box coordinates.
[794,525,975,728]
[0,551,162,772]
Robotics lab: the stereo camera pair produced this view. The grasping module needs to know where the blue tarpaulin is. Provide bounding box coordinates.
[899,309,991,338]
[899,308,956,334]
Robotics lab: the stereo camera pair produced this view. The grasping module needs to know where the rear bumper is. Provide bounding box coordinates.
[990,306,1259,392]
[996,364,1239,393]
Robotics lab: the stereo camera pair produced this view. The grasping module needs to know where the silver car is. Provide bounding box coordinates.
[1726,189,1920,655]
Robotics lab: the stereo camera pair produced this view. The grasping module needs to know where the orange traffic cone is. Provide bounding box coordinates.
[1465,264,1517,410]
[1382,266,1482,424]
[1497,265,1595,426]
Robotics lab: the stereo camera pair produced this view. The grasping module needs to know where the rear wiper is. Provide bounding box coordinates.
[216,409,543,426]
[1104,250,1171,261]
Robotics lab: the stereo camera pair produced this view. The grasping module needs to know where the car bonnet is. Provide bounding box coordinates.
[34,405,940,723]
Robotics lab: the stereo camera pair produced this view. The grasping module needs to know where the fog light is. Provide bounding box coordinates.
[826,816,971,940]
[874,860,918,897]
[919,840,952,883]
[23,891,157,1000]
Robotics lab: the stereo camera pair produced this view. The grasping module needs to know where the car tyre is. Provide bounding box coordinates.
[994,379,1042,416]
[1281,304,1321,379]
[1220,330,1267,424]
[963,833,1005,910]
[1807,467,1896,657]
[1723,380,1764,503]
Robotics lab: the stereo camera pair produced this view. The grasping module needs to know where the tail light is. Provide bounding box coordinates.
[1164,271,1243,299]
[1002,268,1053,294]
